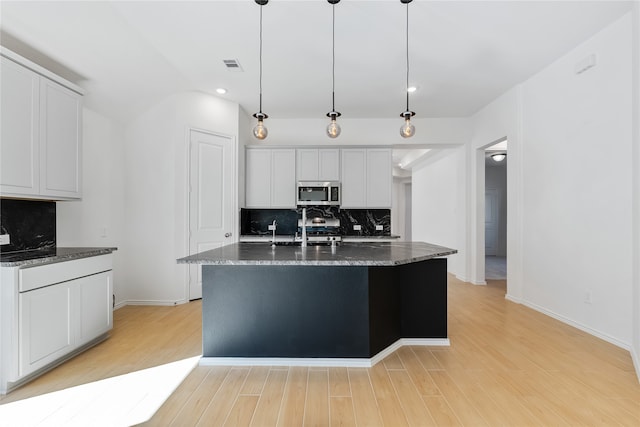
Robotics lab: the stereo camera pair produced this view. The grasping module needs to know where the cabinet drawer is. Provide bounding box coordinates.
[19,254,112,292]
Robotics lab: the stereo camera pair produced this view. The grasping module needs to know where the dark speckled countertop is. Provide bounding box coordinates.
[0,247,117,267]
[177,242,456,266]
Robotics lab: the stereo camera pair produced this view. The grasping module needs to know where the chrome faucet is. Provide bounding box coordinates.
[301,208,307,247]
[270,219,277,247]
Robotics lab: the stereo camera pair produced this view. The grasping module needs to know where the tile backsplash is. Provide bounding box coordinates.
[0,199,56,253]
[241,207,391,236]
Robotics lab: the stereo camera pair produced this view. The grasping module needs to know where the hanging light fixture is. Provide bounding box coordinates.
[326,0,341,138]
[491,153,507,162]
[399,0,415,138]
[253,0,269,140]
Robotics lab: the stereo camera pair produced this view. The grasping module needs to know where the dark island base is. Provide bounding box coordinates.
[202,258,447,361]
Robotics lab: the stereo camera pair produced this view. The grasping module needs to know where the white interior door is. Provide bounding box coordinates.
[485,188,499,256]
[189,130,235,300]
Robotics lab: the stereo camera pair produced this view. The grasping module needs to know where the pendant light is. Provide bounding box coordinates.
[399,0,415,138]
[253,0,269,140]
[326,0,341,139]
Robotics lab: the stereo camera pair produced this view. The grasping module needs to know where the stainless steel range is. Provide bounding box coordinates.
[297,216,342,245]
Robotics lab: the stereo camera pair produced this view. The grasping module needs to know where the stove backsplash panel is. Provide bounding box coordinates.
[241,208,391,236]
[0,199,56,253]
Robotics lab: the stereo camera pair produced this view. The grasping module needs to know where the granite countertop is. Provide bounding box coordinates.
[177,242,456,266]
[0,247,117,267]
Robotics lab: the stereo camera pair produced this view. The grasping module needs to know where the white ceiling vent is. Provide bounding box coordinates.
[223,59,243,72]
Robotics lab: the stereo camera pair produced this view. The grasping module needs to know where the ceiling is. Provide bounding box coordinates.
[0,1,633,126]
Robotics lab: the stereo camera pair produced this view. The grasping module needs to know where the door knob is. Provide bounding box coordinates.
[225,232,232,238]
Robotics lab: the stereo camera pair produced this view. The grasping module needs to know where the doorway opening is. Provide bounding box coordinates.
[484,139,508,281]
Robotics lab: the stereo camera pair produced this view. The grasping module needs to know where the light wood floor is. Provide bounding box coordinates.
[2,276,639,426]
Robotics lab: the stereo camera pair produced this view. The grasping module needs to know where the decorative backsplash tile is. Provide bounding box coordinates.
[240,207,391,236]
[0,199,56,253]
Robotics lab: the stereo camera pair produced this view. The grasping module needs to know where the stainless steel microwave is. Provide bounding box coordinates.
[297,181,341,206]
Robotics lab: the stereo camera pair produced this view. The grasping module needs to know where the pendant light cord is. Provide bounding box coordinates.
[331,3,336,112]
[259,4,264,114]
[405,1,410,112]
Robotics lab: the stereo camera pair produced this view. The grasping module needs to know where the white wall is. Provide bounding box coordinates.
[122,91,240,305]
[57,107,126,305]
[466,13,634,348]
[629,1,639,378]
[411,147,466,278]
[469,88,523,290]
[520,13,632,347]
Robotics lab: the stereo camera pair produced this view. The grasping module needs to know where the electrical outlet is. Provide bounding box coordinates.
[375,225,383,231]
[353,224,362,231]
[584,290,592,304]
[0,234,10,245]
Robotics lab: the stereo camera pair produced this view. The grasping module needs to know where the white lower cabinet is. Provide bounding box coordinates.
[79,271,113,345]
[1,254,113,393]
[19,280,75,377]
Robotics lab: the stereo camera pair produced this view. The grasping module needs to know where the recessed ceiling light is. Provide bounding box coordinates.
[216,88,227,94]
[407,86,417,93]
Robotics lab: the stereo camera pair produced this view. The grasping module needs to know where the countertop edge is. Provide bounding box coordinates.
[1,247,118,268]
[177,243,457,266]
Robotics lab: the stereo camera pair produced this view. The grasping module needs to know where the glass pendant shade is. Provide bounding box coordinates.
[326,112,341,138]
[400,111,415,138]
[400,118,415,138]
[253,114,268,140]
[327,118,341,138]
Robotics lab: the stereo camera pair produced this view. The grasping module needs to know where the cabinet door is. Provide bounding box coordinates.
[318,149,340,181]
[296,149,319,181]
[271,149,296,208]
[341,149,367,208]
[245,149,272,208]
[40,79,82,199]
[79,271,113,345]
[0,57,40,196]
[366,149,392,208]
[19,282,76,377]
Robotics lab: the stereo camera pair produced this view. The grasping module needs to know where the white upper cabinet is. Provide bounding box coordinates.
[39,79,82,198]
[366,149,393,208]
[297,148,340,181]
[271,149,296,208]
[245,149,271,207]
[246,148,296,208]
[0,49,83,200]
[341,148,392,208]
[0,56,40,196]
[341,149,367,208]
[247,146,390,209]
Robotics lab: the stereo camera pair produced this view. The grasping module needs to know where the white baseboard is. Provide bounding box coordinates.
[114,299,189,309]
[472,280,487,285]
[504,293,521,304]
[454,274,468,283]
[199,338,450,368]
[632,345,640,384]
[521,300,630,351]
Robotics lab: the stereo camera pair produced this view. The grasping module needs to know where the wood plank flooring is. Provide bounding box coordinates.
[1,275,639,426]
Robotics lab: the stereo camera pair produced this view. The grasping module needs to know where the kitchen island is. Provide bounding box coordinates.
[178,241,456,367]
